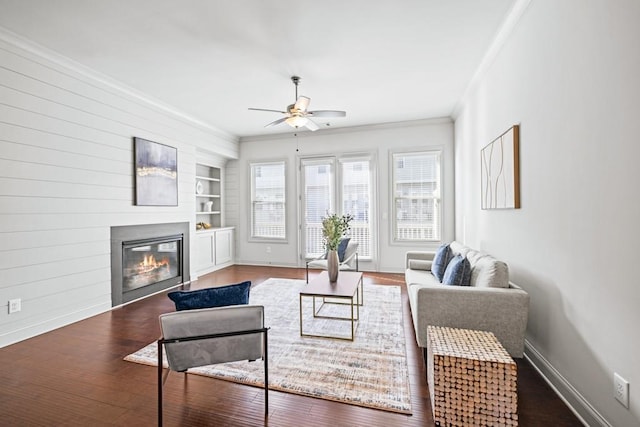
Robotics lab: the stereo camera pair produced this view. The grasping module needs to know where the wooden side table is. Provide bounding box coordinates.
[427,326,518,426]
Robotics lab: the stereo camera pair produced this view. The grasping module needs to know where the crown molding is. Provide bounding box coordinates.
[0,25,237,143]
[451,0,533,119]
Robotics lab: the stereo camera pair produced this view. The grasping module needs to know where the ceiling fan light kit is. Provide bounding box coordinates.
[285,115,309,128]
[249,76,346,131]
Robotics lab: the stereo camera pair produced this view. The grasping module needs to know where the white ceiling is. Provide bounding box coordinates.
[0,0,516,138]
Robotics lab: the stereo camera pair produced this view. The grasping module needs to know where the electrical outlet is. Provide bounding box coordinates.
[8,298,21,314]
[614,372,629,408]
[266,246,271,253]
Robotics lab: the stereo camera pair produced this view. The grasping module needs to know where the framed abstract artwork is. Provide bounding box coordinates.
[481,125,520,209]
[134,137,178,206]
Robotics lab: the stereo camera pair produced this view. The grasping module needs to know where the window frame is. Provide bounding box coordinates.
[390,149,443,244]
[249,159,287,242]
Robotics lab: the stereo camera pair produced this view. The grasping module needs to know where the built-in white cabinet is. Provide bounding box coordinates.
[195,231,214,273]
[214,228,233,265]
[194,227,235,276]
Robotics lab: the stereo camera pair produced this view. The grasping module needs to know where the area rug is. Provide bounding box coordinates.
[124,278,412,414]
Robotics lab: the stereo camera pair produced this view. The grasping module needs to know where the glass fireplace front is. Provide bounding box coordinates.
[122,235,182,293]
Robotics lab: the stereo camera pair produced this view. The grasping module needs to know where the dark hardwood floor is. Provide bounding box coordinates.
[0,266,582,426]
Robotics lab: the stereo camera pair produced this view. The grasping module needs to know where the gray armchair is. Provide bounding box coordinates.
[306,241,359,283]
[157,305,269,425]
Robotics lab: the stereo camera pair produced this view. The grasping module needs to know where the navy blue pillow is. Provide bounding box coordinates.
[431,243,453,282]
[337,238,351,262]
[167,281,251,311]
[442,255,471,286]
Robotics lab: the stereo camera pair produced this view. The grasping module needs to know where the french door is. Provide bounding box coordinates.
[300,155,373,261]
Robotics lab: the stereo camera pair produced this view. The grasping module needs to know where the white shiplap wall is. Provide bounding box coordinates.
[0,30,238,348]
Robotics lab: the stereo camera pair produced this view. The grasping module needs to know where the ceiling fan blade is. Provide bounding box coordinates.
[248,107,288,114]
[264,117,288,128]
[308,110,346,118]
[294,96,310,112]
[304,119,320,131]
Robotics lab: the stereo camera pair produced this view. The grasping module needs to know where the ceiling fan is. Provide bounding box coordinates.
[249,76,346,131]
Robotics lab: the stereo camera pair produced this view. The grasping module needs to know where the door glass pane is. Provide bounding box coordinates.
[341,159,371,257]
[303,160,334,257]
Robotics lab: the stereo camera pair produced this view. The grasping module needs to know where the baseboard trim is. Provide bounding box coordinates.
[0,301,111,349]
[524,340,610,427]
[235,260,299,269]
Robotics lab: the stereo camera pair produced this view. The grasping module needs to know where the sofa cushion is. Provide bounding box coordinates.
[431,244,453,282]
[409,259,432,271]
[449,241,471,258]
[337,237,350,262]
[168,281,251,311]
[406,267,439,287]
[465,249,488,268]
[471,257,510,288]
[442,254,471,286]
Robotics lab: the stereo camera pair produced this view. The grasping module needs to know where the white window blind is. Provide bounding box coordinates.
[302,159,335,256]
[250,161,286,240]
[392,151,441,241]
[340,158,371,257]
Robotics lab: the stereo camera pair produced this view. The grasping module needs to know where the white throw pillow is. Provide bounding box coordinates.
[470,256,509,288]
[449,241,471,258]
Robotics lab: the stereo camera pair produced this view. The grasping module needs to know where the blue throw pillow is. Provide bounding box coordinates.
[167,281,251,311]
[431,243,453,282]
[337,237,350,262]
[442,255,471,286]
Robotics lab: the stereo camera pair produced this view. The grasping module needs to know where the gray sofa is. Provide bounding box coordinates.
[405,241,529,357]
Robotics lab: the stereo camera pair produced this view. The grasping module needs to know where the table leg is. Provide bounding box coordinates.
[356,287,360,322]
[350,295,354,340]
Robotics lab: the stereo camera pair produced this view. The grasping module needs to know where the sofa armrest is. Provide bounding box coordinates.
[412,283,529,357]
[405,251,435,269]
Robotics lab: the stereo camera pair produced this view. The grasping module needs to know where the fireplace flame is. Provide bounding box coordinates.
[139,255,170,272]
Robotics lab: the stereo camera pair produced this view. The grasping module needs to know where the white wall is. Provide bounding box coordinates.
[453,1,640,425]
[231,119,454,272]
[0,29,237,348]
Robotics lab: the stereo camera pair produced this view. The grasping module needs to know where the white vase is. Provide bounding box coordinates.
[327,250,339,282]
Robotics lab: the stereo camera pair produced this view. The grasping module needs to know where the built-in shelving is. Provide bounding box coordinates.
[195,163,222,229]
[193,159,234,276]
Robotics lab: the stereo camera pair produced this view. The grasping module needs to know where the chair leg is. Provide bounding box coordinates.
[305,262,309,283]
[158,340,163,427]
[263,329,269,417]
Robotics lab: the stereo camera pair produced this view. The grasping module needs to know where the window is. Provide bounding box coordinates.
[392,151,441,241]
[250,161,286,240]
[301,156,373,259]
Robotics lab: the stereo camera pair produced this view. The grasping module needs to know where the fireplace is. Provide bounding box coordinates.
[111,222,190,306]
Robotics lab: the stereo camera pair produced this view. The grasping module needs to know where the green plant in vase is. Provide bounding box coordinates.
[321,212,354,281]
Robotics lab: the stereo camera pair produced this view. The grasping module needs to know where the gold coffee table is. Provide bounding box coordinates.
[299,271,364,341]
